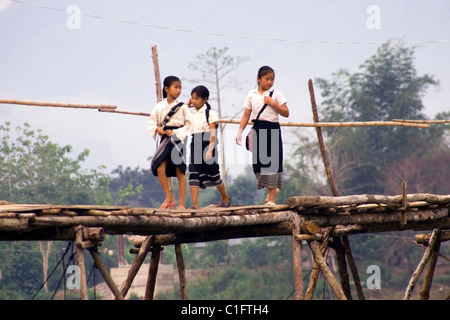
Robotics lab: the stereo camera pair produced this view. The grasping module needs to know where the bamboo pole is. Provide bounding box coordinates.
[218,119,430,128]
[0,99,116,110]
[393,119,450,124]
[403,228,441,300]
[144,244,162,300]
[175,243,188,300]
[151,44,174,203]
[292,214,304,300]
[88,248,124,300]
[98,109,150,117]
[75,226,89,300]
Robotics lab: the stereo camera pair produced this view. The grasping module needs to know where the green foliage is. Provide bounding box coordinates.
[315,40,446,194]
[0,122,110,204]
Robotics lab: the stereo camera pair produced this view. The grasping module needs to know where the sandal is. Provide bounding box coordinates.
[266,201,276,206]
[160,201,175,209]
[220,197,232,208]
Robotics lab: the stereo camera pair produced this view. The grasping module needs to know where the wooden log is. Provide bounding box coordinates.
[403,228,441,300]
[342,236,365,300]
[292,214,304,300]
[418,240,441,300]
[175,243,188,300]
[332,237,352,299]
[82,227,104,242]
[144,244,161,300]
[89,248,124,300]
[305,227,334,300]
[0,99,116,110]
[120,235,155,298]
[286,193,450,208]
[29,210,295,233]
[75,226,89,300]
[308,240,347,300]
[415,231,450,244]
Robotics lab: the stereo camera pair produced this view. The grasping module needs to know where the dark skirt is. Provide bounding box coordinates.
[151,126,187,177]
[251,120,283,175]
[189,132,223,189]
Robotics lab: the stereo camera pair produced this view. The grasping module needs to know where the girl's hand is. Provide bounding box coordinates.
[264,96,275,107]
[156,127,166,136]
[165,130,173,137]
[186,98,193,108]
[205,147,214,161]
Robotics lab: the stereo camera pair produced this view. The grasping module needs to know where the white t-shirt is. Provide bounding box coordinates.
[243,88,287,122]
[190,105,219,134]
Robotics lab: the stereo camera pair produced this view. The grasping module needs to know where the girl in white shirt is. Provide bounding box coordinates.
[235,66,289,205]
[147,76,193,209]
[188,85,231,209]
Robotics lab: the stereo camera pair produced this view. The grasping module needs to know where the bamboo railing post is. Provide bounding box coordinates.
[151,44,174,201]
[144,244,162,300]
[403,228,441,300]
[292,214,304,300]
[175,243,188,300]
[120,235,154,298]
[75,226,89,300]
[308,78,364,300]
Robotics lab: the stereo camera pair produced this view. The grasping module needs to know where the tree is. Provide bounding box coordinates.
[315,40,443,194]
[187,46,249,183]
[0,121,111,297]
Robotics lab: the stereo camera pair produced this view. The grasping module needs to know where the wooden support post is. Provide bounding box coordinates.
[308,241,347,300]
[175,243,188,300]
[120,235,154,298]
[332,237,352,299]
[75,226,89,300]
[144,244,162,300]
[342,236,365,300]
[403,228,441,300]
[418,239,441,300]
[305,227,332,300]
[89,248,124,300]
[292,214,304,300]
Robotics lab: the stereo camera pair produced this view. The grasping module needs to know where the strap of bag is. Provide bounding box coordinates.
[254,90,274,122]
[162,102,184,126]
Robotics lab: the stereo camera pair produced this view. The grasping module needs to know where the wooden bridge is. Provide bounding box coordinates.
[1,192,449,300]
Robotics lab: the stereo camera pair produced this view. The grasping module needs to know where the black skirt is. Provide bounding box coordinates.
[151,126,187,177]
[188,132,223,189]
[251,120,283,175]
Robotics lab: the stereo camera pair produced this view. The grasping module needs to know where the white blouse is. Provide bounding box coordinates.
[190,105,219,134]
[147,99,193,142]
[243,88,288,122]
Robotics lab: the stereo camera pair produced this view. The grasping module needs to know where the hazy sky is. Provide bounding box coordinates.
[1,0,449,178]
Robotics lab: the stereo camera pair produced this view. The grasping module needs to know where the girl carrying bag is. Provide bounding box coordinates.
[245,90,274,151]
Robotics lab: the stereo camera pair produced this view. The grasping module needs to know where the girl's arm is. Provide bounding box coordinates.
[205,122,217,160]
[236,108,252,145]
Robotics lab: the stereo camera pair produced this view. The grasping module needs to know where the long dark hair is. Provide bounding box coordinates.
[163,76,181,98]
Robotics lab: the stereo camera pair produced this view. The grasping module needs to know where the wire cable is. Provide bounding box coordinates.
[9,0,450,45]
